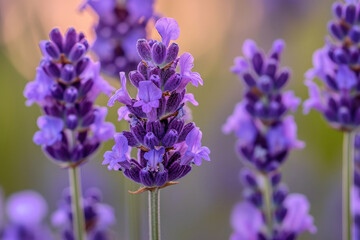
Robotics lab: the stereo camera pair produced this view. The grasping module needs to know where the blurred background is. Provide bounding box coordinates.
[0,0,344,239]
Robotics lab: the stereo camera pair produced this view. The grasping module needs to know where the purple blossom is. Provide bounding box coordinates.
[102,133,130,170]
[224,40,304,172]
[155,17,180,47]
[24,28,114,167]
[281,194,317,235]
[353,134,360,239]
[33,116,64,146]
[52,188,115,240]
[144,147,166,170]
[304,1,360,131]
[2,190,52,240]
[178,53,203,88]
[104,17,210,187]
[133,81,163,113]
[81,0,156,77]
[230,202,263,240]
[92,107,116,141]
[226,39,315,240]
[108,72,132,107]
[229,169,316,240]
[23,68,52,106]
[181,127,210,166]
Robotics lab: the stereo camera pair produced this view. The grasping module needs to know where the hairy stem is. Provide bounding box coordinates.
[343,132,353,240]
[149,188,161,240]
[68,167,86,240]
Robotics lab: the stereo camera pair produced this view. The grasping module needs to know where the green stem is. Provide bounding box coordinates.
[68,167,86,240]
[343,132,353,240]
[262,173,273,234]
[149,188,161,240]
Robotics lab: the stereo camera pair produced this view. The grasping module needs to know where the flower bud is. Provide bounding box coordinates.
[165,43,179,64]
[64,87,78,103]
[45,41,60,59]
[136,39,152,61]
[49,28,63,51]
[129,70,145,88]
[69,43,86,62]
[64,28,77,55]
[152,41,167,65]
[61,64,75,82]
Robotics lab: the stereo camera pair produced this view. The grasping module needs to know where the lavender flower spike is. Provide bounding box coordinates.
[224,39,316,240]
[81,0,156,77]
[24,27,115,167]
[224,39,303,172]
[103,17,210,188]
[24,28,115,240]
[103,17,209,240]
[2,190,53,240]
[303,2,360,239]
[52,188,116,240]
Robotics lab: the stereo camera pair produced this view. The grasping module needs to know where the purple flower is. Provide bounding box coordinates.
[23,68,52,106]
[81,0,156,77]
[25,28,114,166]
[144,147,166,170]
[225,39,315,240]
[33,116,63,146]
[155,17,180,47]
[224,39,304,172]
[133,81,163,113]
[104,17,210,187]
[92,107,116,141]
[229,169,316,240]
[103,133,130,170]
[178,53,203,89]
[181,127,210,166]
[222,102,257,144]
[230,202,263,240]
[52,188,115,240]
[281,194,317,235]
[304,1,360,131]
[108,72,132,107]
[2,190,52,240]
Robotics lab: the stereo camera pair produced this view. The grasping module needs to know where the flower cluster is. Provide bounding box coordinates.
[52,188,115,240]
[230,169,316,240]
[1,190,52,240]
[224,39,315,239]
[102,17,210,188]
[81,0,156,77]
[24,28,115,167]
[353,134,360,238]
[223,39,304,172]
[304,0,360,131]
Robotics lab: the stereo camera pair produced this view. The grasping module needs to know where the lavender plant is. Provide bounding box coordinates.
[1,190,52,240]
[52,188,116,240]
[223,39,316,239]
[81,0,156,77]
[23,28,115,240]
[230,169,316,240]
[303,1,360,238]
[102,17,210,239]
[353,134,360,239]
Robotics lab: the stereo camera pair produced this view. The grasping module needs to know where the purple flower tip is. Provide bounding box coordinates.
[6,190,48,225]
[155,17,180,47]
[103,133,129,170]
[281,194,317,234]
[33,116,64,146]
[230,202,263,240]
